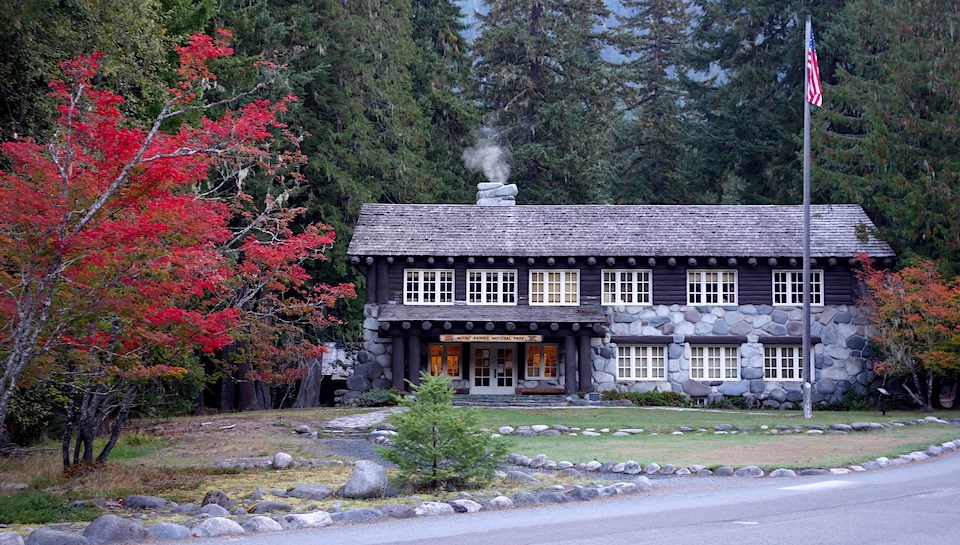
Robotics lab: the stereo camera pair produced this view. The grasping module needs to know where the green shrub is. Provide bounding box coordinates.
[6,382,67,445]
[376,373,510,491]
[0,491,101,524]
[816,390,874,411]
[602,390,692,408]
[354,388,400,407]
[706,396,755,410]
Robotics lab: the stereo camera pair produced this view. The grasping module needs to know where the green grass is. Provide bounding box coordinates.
[505,425,960,469]
[470,407,958,432]
[0,491,101,524]
[102,433,165,460]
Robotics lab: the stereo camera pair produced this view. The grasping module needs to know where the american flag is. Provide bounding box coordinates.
[807,28,823,107]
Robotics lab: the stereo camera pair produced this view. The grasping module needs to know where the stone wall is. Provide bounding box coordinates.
[350,303,874,408]
[595,304,873,408]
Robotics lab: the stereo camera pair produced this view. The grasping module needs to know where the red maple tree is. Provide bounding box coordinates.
[0,31,353,463]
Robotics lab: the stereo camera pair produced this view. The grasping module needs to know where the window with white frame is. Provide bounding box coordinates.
[690,345,740,380]
[467,270,516,305]
[617,345,665,380]
[764,345,803,381]
[602,269,652,305]
[529,270,579,305]
[429,344,462,378]
[526,344,559,378]
[687,270,737,305]
[404,269,454,304]
[773,270,824,306]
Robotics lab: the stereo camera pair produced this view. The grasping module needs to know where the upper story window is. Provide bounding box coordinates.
[602,269,652,305]
[529,270,579,305]
[690,345,740,381]
[467,270,517,305]
[773,270,824,306]
[526,344,559,379]
[687,270,737,305]
[764,345,802,381]
[429,344,462,378]
[617,345,665,380]
[404,269,454,305]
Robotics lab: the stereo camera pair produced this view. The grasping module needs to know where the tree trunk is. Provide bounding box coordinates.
[96,387,136,463]
[236,358,256,412]
[219,375,235,412]
[293,360,324,408]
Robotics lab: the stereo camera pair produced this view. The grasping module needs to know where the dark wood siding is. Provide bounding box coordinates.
[382,257,857,308]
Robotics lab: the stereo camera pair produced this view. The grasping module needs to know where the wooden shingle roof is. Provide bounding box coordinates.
[347,204,895,258]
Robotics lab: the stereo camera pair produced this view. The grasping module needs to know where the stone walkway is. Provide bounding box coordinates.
[324,407,406,431]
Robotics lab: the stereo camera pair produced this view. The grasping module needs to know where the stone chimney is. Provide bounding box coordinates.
[476,181,518,206]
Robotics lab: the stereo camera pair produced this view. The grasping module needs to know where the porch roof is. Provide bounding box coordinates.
[376,305,608,325]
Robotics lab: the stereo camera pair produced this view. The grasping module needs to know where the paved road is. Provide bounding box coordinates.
[190,455,960,545]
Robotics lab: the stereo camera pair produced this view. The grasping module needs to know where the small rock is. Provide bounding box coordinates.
[241,517,283,533]
[714,466,735,476]
[81,515,148,545]
[498,426,515,435]
[537,492,568,504]
[734,466,764,478]
[484,496,513,509]
[0,533,22,545]
[275,511,333,529]
[124,496,167,509]
[198,504,230,516]
[531,425,550,433]
[644,463,661,474]
[798,468,831,476]
[505,470,539,483]
[251,500,292,514]
[659,464,676,475]
[527,454,549,468]
[675,468,691,476]
[272,452,294,469]
[584,461,602,471]
[714,424,733,431]
[769,468,797,478]
[191,518,245,538]
[170,503,196,514]
[294,425,312,434]
[289,484,334,501]
[378,504,417,519]
[338,508,384,523]
[623,461,642,475]
[511,492,539,506]
[449,499,482,513]
[566,487,600,502]
[145,522,190,540]
[416,502,455,516]
[24,528,89,545]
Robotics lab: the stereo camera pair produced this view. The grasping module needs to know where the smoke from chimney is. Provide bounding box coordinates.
[463,127,517,206]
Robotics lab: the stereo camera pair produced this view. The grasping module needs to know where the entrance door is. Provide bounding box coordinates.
[470,344,516,394]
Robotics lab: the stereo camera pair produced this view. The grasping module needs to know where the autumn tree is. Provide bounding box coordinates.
[857,257,960,410]
[0,32,352,459]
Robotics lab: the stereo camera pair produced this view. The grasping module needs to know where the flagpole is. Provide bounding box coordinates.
[802,15,813,419]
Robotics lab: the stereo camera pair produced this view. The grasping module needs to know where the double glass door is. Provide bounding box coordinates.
[470,344,515,394]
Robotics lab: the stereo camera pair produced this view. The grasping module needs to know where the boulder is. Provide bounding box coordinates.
[145,523,190,541]
[415,502,455,516]
[24,528,89,545]
[275,511,333,530]
[272,452,294,469]
[340,460,388,499]
[527,454,549,468]
[566,487,600,502]
[377,504,417,519]
[510,492,539,506]
[251,500,293,514]
[171,503,196,514]
[0,533,23,545]
[124,495,167,509]
[536,491,568,504]
[81,515,147,545]
[191,518,245,538]
[769,468,797,478]
[241,517,283,533]
[484,496,513,509]
[643,463,661,474]
[289,484,334,501]
[714,466,735,476]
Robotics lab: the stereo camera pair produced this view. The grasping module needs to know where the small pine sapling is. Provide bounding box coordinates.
[377,373,509,491]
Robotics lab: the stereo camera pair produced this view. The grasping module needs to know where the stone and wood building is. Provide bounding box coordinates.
[345,196,894,408]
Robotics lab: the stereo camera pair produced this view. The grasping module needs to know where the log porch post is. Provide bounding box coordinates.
[578,335,593,393]
[391,336,405,391]
[564,336,577,395]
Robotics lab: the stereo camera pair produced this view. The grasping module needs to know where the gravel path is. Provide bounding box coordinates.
[320,439,396,467]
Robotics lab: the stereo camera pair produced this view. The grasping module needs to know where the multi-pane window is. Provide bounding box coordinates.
[429,344,462,378]
[764,346,803,381]
[526,344,559,379]
[602,270,652,305]
[404,269,454,304]
[690,345,740,380]
[529,270,579,305]
[467,270,517,305]
[617,345,666,380]
[773,270,824,306]
[687,270,737,305]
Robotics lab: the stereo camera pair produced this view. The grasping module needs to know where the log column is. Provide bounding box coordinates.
[564,336,577,395]
[407,334,422,390]
[578,335,593,393]
[391,336,405,391]
[376,259,389,303]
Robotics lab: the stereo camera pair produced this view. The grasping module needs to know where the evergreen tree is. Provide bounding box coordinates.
[612,0,694,204]
[472,0,618,204]
[683,1,844,204]
[814,0,960,272]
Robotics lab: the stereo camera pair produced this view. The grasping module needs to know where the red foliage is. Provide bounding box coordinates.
[0,32,353,423]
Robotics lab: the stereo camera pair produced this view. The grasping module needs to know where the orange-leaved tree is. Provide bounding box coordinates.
[857,256,960,410]
[0,31,353,464]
